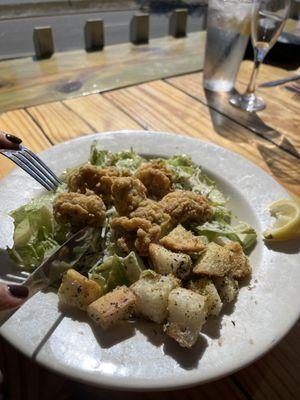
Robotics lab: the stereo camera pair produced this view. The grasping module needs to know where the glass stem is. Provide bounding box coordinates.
[245,57,261,96]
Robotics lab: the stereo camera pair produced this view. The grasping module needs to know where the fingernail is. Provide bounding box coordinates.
[8,285,29,298]
[5,134,22,145]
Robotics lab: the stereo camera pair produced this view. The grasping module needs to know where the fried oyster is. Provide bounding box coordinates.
[67,164,131,205]
[159,190,213,225]
[135,160,174,198]
[110,200,171,256]
[53,192,106,230]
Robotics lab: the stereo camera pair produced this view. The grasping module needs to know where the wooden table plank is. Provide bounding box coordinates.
[234,321,300,400]
[0,32,205,113]
[27,101,94,143]
[104,80,300,197]
[64,94,143,132]
[78,379,247,400]
[166,62,300,157]
[0,109,50,179]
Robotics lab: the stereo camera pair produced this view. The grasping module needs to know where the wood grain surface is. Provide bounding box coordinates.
[27,101,94,143]
[105,80,300,197]
[167,61,300,158]
[0,67,299,400]
[64,94,142,132]
[0,109,51,179]
[0,32,205,113]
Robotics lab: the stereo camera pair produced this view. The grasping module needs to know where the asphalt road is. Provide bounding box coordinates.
[0,8,207,59]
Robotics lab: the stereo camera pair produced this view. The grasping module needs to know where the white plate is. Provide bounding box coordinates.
[0,131,299,391]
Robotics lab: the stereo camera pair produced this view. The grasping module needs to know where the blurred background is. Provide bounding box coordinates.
[0,0,299,64]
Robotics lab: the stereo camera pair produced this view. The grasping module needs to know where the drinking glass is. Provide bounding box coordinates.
[203,0,252,92]
[229,0,291,111]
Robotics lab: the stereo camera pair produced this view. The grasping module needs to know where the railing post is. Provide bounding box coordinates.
[169,9,188,38]
[84,19,105,52]
[130,14,149,45]
[33,26,54,59]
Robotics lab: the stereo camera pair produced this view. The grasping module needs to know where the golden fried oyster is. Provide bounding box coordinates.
[159,190,213,225]
[110,216,161,256]
[135,161,173,198]
[130,200,171,234]
[111,177,147,216]
[53,192,106,230]
[67,164,131,205]
[110,200,171,256]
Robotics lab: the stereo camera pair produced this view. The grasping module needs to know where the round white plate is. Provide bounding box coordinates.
[0,131,299,391]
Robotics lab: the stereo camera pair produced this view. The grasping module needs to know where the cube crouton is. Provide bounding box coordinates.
[188,278,222,316]
[213,276,239,303]
[164,288,207,348]
[224,242,252,278]
[131,273,180,323]
[87,286,136,330]
[193,242,233,276]
[149,243,192,279]
[58,269,101,310]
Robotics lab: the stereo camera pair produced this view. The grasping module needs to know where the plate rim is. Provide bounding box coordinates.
[1,130,299,391]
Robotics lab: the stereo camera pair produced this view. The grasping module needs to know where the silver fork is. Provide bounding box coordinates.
[0,132,62,191]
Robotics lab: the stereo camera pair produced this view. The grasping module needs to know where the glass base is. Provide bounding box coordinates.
[229,92,266,112]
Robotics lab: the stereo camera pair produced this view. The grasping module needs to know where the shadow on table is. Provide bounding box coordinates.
[256,143,300,185]
[205,88,280,142]
[204,88,299,161]
[204,88,297,149]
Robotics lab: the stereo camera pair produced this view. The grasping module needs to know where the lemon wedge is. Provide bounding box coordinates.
[263,199,300,241]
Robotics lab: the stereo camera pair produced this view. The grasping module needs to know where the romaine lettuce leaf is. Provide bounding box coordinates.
[8,191,69,271]
[89,251,144,294]
[195,220,257,250]
[90,141,112,167]
[90,141,145,171]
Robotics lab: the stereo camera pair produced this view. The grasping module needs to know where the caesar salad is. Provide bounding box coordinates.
[7,141,257,348]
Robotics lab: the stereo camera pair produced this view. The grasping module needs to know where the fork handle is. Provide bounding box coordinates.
[0,132,22,150]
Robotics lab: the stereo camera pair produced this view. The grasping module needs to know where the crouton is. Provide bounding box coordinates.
[164,288,207,348]
[188,278,222,316]
[213,276,239,303]
[224,242,252,278]
[193,242,232,276]
[160,224,206,254]
[131,273,180,323]
[58,269,101,310]
[87,286,136,330]
[149,243,192,279]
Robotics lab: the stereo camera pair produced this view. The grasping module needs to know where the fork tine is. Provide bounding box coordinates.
[9,153,55,191]
[22,148,62,185]
[13,152,57,191]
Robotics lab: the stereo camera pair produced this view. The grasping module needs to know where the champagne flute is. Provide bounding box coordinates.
[229,0,291,112]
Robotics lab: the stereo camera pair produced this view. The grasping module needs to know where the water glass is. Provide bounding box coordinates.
[203,0,253,92]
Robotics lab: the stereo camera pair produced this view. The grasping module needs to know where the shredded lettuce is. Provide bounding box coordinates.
[195,220,257,250]
[90,141,112,167]
[90,141,145,171]
[89,251,144,294]
[8,192,69,271]
[165,154,226,205]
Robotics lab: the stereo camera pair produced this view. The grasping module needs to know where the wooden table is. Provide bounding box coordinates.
[0,32,299,400]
